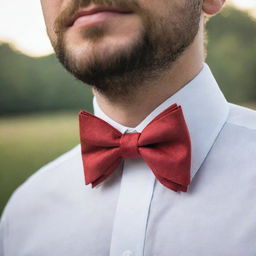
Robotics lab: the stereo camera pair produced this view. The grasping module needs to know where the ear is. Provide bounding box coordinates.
[202,0,226,16]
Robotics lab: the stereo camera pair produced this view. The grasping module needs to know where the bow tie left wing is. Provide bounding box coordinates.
[79,111,123,187]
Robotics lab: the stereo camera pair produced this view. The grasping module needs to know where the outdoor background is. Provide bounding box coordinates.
[0,1,256,215]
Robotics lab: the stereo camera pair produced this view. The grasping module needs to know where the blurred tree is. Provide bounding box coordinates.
[206,6,256,103]
[0,44,93,115]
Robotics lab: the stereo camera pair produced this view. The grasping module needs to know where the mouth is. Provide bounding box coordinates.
[69,6,133,27]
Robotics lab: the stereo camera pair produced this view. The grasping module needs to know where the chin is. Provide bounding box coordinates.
[65,31,141,66]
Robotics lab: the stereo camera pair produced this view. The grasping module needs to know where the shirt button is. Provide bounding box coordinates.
[122,250,133,256]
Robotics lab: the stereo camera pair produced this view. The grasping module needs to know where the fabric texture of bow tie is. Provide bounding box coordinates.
[79,103,191,192]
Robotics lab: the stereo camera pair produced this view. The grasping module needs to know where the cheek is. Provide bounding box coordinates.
[139,0,169,15]
[139,0,185,17]
[41,0,63,40]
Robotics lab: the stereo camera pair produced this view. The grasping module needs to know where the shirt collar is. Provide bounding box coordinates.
[93,63,230,181]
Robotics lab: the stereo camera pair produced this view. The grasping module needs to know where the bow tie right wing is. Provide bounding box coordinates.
[138,105,191,192]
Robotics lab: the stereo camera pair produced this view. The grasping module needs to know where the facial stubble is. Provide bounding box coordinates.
[53,0,202,101]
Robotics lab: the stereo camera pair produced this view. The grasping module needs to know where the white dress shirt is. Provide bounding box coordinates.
[1,63,256,256]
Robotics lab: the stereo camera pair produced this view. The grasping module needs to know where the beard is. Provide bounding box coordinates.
[53,0,202,100]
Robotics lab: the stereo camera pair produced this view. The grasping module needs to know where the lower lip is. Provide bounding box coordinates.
[73,11,131,28]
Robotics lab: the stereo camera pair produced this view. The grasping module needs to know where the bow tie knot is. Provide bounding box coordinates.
[120,133,141,159]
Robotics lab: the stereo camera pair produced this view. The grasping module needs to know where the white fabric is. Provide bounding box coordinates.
[1,63,256,256]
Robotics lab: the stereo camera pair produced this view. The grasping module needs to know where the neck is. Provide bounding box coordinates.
[93,26,205,128]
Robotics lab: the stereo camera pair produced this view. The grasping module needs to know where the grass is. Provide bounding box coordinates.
[0,111,80,215]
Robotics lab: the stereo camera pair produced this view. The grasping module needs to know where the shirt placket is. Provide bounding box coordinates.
[109,130,156,256]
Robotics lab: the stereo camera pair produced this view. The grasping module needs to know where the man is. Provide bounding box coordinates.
[1,0,256,255]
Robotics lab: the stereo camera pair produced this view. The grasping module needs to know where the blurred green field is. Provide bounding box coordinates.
[1,103,256,216]
[0,111,80,215]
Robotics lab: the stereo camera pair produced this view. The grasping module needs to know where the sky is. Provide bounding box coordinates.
[0,0,255,57]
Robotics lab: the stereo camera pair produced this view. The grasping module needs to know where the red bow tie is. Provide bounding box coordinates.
[79,104,191,192]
